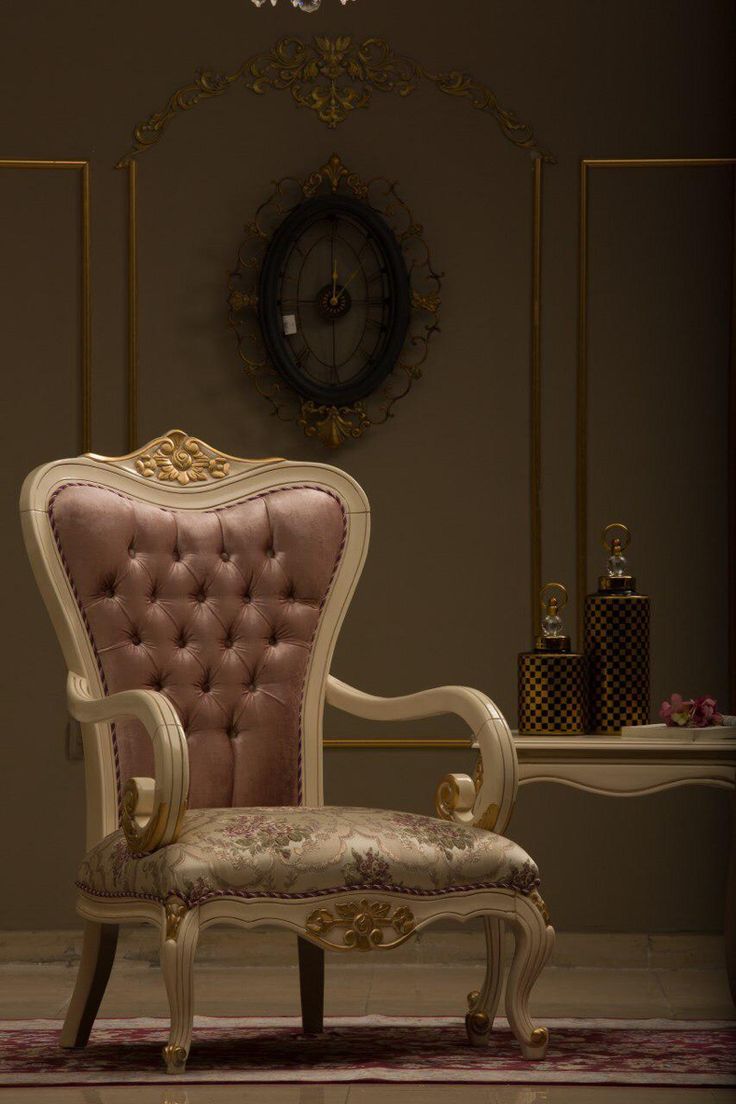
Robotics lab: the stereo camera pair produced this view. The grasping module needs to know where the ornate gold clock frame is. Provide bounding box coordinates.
[226,153,442,448]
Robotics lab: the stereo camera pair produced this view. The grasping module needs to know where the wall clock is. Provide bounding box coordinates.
[227,154,442,447]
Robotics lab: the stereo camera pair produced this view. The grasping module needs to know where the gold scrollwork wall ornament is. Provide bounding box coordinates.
[227,153,443,448]
[116,37,554,164]
[135,430,231,484]
[298,401,372,449]
[305,899,416,951]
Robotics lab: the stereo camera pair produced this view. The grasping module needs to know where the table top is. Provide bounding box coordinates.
[510,731,736,762]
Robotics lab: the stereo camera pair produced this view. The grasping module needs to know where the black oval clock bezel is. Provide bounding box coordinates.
[258,194,411,407]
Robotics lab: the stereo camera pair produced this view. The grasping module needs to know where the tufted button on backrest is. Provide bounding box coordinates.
[49,482,346,809]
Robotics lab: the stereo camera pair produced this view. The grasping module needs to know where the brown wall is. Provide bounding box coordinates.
[1,0,734,930]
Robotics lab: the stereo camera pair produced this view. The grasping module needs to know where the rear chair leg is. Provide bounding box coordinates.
[160,896,200,1074]
[298,936,325,1034]
[60,920,118,1048]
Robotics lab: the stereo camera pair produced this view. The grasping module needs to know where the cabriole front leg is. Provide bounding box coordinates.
[160,896,199,1074]
[504,892,554,1060]
[465,916,504,1046]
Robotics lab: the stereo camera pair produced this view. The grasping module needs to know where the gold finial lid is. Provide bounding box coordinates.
[598,522,635,593]
[535,583,571,652]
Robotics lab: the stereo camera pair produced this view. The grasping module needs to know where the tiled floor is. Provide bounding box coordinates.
[0,937,733,1104]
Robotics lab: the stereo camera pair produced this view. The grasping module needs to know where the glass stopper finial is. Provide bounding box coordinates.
[601,523,632,577]
[540,582,568,637]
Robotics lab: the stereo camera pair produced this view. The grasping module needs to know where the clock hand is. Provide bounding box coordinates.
[336,265,362,300]
[330,258,339,305]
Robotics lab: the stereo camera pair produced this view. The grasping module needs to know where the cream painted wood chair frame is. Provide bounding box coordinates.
[20,431,554,1073]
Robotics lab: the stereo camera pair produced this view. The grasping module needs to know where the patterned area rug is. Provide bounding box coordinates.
[0,1016,734,1086]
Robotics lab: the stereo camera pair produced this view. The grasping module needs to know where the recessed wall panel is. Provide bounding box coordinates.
[587,167,732,714]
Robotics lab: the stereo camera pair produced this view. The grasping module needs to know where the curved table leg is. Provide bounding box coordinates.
[726,790,736,1003]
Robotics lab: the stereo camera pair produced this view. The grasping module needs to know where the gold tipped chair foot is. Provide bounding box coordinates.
[162,1044,188,1074]
[465,1009,492,1047]
[519,1026,550,1061]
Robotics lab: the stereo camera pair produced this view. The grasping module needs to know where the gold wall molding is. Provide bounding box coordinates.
[325,739,472,749]
[0,159,91,451]
[530,156,543,633]
[127,161,138,452]
[116,32,553,645]
[576,158,736,705]
[115,35,555,165]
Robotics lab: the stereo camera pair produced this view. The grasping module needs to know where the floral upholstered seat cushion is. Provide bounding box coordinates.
[77,807,539,906]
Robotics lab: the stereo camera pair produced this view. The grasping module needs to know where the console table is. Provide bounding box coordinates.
[326,730,736,996]
[514,732,736,999]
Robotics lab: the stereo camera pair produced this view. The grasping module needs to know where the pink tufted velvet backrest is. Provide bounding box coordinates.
[49,482,347,809]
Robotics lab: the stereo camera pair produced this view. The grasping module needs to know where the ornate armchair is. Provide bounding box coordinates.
[21,430,554,1073]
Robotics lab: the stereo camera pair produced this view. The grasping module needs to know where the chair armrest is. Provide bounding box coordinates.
[326,676,518,834]
[67,672,189,855]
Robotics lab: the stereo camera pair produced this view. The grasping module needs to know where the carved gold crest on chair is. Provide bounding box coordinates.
[135,430,231,485]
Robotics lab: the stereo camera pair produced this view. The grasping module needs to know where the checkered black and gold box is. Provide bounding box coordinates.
[518,582,588,735]
[584,592,650,734]
[584,523,650,735]
[518,649,588,735]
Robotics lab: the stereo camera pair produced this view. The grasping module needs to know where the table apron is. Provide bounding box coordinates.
[518,761,736,795]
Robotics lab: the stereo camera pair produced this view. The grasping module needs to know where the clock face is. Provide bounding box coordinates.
[258,194,411,406]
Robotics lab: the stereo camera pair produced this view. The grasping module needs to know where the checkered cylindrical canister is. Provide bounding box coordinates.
[517,651,588,735]
[584,594,650,734]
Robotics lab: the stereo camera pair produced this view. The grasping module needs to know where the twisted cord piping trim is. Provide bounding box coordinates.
[75,873,541,910]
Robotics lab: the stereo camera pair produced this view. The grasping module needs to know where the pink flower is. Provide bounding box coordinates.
[659,693,723,728]
[690,696,723,728]
[659,693,694,727]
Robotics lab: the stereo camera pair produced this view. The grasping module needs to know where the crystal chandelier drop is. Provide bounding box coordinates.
[252,0,354,9]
